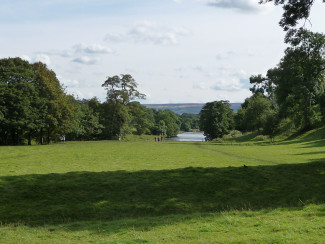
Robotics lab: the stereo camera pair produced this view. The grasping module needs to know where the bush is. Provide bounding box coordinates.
[223,130,243,140]
[278,118,296,136]
[252,135,268,141]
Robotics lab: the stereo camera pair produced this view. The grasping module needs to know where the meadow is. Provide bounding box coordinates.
[0,129,324,243]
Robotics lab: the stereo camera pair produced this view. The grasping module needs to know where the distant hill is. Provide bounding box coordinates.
[143,103,242,114]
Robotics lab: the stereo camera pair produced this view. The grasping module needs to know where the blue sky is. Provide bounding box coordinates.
[1,0,325,103]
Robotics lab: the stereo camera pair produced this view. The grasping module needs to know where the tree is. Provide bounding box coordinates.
[0,58,38,145]
[156,120,167,136]
[263,111,280,141]
[199,101,234,140]
[127,102,155,135]
[101,74,146,105]
[269,29,325,129]
[66,96,103,141]
[99,101,129,140]
[242,93,274,132]
[250,29,325,130]
[101,74,146,139]
[234,107,247,132]
[260,0,325,42]
[180,113,200,132]
[33,62,73,144]
[155,110,181,137]
[249,71,277,108]
[0,58,72,145]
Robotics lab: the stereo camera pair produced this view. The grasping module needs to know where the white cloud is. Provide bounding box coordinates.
[59,50,74,58]
[207,0,269,13]
[20,55,31,62]
[193,81,207,90]
[105,21,190,46]
[211,69,250,91]
[212,79,243,91]
[216,50,255,60]
[61,78,79,88]
[34,54,51,65]
[72,56,100,65]
[216,51,236,60]
[74,43,112,54]
[47,43,112,61]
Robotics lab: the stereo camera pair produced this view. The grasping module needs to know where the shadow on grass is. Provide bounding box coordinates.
[0,161,324,228]
[295,151,325,156]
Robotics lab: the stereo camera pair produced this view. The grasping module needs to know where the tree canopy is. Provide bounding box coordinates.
[260,0,325,42]
[101,74,146,105]
[0,58,73,145]
[199,101,234,140]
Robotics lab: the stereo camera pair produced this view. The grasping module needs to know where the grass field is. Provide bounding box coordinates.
[0,128,324,243]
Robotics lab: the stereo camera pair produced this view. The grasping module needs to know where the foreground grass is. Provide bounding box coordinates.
[1,205,324,244]
[0,128,324,243]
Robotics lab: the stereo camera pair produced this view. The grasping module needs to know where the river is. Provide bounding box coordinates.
[169,132,205,142]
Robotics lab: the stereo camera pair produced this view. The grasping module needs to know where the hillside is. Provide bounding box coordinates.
[143,103,242,114]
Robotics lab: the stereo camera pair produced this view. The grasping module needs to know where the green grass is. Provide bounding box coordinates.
[0,127,324,243]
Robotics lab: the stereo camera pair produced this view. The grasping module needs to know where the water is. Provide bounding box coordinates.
[169,132,205,142]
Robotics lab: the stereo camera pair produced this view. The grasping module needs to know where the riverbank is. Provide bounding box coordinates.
[169,131,205,141]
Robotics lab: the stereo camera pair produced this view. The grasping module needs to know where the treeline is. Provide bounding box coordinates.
[0,58,199,145]
[3,28,324,145]
[199,29,325,140]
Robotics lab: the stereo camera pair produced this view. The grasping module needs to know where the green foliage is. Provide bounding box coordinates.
[33,62,73,144]
[128,102,155,135]
[275,30,325,129]
[236,93,275,133]
[0,58,72,145]
[263,110,280,140]
[66,96,103,141]
[0,58,37,145]
[260,0,325,42]
[154,110,180,137]
[100,74,147,139]
[101,74,145,105]
[99,101,129,140]
[249,73,275,100]
[251,29,325,132]
[199,101,234,140]
[180,113,199,132]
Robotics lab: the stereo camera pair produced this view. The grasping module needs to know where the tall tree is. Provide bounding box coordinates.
[199,101,234,140]
[0,58,38,145]
[262,29,325,129]
[33,62,73,144]
[101,74,146,139]
[102,74,146,105]
[0,58,72,145]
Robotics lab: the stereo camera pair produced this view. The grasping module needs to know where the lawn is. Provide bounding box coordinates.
[0,128,324,243]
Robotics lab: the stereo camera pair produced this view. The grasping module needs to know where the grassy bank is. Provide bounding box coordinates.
[0,128,324,243]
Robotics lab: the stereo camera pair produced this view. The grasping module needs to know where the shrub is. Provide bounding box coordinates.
[253,135,268,141]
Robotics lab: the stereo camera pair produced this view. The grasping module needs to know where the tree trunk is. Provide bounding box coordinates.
[28,132,32,146]
[40,128,44,145]
[47,128,50,144]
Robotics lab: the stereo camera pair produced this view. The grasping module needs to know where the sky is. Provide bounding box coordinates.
[1,0,325,104]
